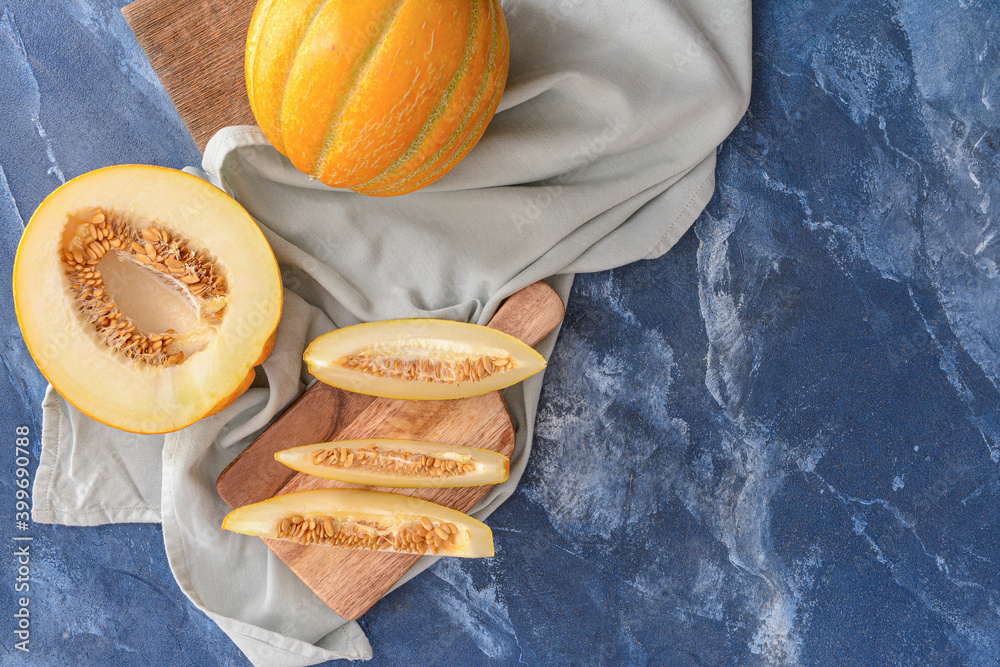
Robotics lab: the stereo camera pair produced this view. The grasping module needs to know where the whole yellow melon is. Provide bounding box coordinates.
[244,0,510,196]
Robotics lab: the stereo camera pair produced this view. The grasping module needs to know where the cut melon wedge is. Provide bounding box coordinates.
[274,439,510,488]
[222,489,495,558]
[303,319,546,400]
[13,165,282,433]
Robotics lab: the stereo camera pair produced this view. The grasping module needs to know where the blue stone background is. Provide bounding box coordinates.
[1,0,998,664]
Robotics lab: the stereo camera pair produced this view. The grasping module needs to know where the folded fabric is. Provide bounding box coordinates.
[32,1,751,664]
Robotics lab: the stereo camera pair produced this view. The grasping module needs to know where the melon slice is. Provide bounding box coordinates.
[303,319,546,400]
[222,489,495,557]
[13,165,283,433]
[274,439,510,488]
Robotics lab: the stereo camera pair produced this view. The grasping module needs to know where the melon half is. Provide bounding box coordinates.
[13,165,283,433]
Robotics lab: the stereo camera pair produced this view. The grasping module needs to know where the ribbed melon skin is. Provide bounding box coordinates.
[245,0,509,197]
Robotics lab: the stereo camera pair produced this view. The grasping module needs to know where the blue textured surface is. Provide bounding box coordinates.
[1,0,999,665]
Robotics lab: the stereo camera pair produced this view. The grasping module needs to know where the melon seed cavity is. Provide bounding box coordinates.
[274,513,464,555]
[308,442,478,478]
[337,352,516,384]
[60,208,229,366]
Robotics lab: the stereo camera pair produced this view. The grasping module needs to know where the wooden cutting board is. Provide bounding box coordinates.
[122,0,258,151]
[216,281,564,619]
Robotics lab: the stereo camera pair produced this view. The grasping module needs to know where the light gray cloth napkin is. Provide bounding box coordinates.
[31,1,751,664]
